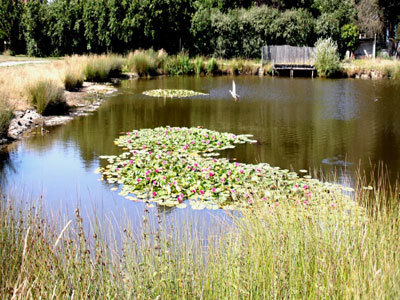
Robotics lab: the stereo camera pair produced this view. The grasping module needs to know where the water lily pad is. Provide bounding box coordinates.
[143,89,208,98]
[97,126,364,215]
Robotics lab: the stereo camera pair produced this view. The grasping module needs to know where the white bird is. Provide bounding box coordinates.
[229,80,240,101]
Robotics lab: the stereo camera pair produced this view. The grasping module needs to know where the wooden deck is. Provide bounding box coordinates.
[262,45,316,77]
[272,63,316,78]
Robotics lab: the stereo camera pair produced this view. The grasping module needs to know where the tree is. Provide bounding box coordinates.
[341,24,359,54]
[377,0,400,55]
[356,0,382,37]
[23,0,51,56]
[313,0,357,55]
[46,0,87,56]
[0,0,25,54]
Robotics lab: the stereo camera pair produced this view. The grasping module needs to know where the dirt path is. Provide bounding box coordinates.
[0,60,49,67]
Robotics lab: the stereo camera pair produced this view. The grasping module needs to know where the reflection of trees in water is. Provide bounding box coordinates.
[0,150,15,189]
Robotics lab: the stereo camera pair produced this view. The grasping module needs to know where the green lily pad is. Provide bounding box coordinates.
[97,126,364,215]
[143,89,208,98]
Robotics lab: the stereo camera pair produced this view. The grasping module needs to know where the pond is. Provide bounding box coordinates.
[1,76,400,227]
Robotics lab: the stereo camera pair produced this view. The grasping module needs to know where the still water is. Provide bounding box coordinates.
[1,76,400,224]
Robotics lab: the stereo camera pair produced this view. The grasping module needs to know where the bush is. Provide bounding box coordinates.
[28,80,68,115]
[0,102,13,138]
[314,38,340,77]
[166,51,193,75]
[205,57,219,75]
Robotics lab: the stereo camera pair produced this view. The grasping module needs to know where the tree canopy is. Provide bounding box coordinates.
[0,0,397,57]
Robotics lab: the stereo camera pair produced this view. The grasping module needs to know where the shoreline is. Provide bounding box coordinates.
[0,81,118,149]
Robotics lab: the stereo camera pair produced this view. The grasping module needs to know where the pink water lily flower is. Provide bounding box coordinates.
[129,160,133,165]
[212,187,216,193]
[142,145,146,150]
[200,190,205,195]
[152,191,157,197]
[136,178,141,183]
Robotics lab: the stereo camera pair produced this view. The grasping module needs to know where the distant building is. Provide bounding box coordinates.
[354,34,386,58]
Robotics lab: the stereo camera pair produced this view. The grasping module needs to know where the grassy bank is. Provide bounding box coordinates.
[1,173,400,299]
[342,58,400,79]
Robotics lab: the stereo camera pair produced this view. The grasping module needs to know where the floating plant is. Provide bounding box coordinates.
[143,89,208,98]
[96,126,363,214]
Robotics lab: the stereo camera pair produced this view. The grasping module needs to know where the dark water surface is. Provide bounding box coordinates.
[1,76,400,225]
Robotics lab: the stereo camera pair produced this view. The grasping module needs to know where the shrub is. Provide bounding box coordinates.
[0,101,13,138]
[166,51,193,75]
[314,38,340,77]
[28,80,68,115]
[205,57,219,75]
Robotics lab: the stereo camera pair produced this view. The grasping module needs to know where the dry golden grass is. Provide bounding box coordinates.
[0,61,66,110]
[342,58,400,78]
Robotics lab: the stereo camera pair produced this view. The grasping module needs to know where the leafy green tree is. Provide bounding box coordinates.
[314,0,356,55]
[22,0,51,57]
[46,0,87,55]
[341,24,359,53]
[0,0,25,54]
[275,8,316,46]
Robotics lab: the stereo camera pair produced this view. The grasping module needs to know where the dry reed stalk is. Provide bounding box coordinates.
[54,220,72,249]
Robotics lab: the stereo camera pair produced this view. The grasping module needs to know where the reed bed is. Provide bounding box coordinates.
[1,168,400,299]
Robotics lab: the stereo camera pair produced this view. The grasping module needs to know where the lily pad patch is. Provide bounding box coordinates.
[97,126,362,214]
[143,89,208,98]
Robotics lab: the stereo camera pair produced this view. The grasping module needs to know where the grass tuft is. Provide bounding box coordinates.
[125,50,159,77]
[205,57,219,75]
[27,80,68,115]
[83,55,123,82]
[166,51,193,76]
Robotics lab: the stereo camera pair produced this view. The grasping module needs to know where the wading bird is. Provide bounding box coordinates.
[229,80,240,101]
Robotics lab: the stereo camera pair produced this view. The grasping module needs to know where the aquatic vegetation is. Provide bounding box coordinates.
[27,80,69,115]
[97,126,362,212]
[143,89,208,98]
